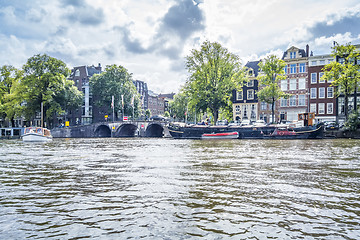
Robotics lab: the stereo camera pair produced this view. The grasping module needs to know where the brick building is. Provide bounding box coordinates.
[308,54,337,122]
[279,45,310,122]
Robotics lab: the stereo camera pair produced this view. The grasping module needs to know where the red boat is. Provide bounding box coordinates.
[202,131,239,139]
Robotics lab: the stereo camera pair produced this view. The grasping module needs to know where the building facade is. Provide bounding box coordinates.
[147,90,164,116]
[232,61,260,122]
[133,80,148,111]
[68,64,102,125]
[308,54,337,123]
[279,45,310,122]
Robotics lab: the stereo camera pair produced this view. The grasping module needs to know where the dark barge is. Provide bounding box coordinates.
[168,113,324,140]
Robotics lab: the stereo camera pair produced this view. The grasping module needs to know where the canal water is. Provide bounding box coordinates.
[0,138,359,239]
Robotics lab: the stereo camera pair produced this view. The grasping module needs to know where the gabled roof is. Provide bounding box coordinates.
[282,46,307,59]
[245,60,260,76]
[86,66,101,76]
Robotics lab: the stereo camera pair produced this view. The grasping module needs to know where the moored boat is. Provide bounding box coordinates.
[168,113,324,140]
[22,127,53,142]
[202,131,239,139]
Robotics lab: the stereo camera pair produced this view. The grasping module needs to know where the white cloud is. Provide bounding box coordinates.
[0,0,360,93]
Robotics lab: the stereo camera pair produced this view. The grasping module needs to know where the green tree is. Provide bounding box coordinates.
[169,90,188,122]
[19,54,79,127]
[145,109,151,120]
[322,43,360,120]
[90,64,140,120]
[0,65,23,126]
[184,41,246,123]
[257,55,288,123]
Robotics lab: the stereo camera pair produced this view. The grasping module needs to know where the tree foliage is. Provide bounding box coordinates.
[184,41,247,123]
[0,65,23,125]
[257,55,288,123]
[90,64,140,119]
[19,54,81,127]
[169,90,188,121]
[322,43,360,120]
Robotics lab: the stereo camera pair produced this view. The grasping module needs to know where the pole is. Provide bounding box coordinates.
[112,96,115,123]
[41,102,44,128]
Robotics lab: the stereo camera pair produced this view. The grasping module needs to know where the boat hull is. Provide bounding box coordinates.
[202,132,239,139]
[22,133,53,142]
[168,124,324,140]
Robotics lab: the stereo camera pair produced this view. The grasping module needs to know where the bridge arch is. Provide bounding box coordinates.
[116,123,138,137]
[145,123,164,137]
[94,125,111,137]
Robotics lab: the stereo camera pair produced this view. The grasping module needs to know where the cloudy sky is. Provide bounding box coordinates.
[1,0,360,93]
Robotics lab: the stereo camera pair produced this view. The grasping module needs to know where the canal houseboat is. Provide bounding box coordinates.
[168,113,324,140]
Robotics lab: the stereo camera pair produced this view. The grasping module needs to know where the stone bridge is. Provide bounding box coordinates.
[52,121,170,138]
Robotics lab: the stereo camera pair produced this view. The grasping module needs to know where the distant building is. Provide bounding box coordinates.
[68,64,102,125]
[232,61,260,122]
[308,54,337,123]
[279,45,310,122]
[148,90,164,116]
[158,93,175,114]
[133,80,148,111]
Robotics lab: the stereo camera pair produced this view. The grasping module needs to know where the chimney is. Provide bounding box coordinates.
[306,44,309,57]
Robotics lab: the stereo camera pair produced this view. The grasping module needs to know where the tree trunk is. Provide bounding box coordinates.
[354,79,358,113]
[271,98,275,124]
[212,108,219,125]
[345,93,349,121]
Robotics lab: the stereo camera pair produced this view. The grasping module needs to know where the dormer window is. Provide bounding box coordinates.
[290,51,296,59]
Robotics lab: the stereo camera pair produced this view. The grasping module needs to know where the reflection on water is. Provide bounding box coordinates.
[0,138,359,239]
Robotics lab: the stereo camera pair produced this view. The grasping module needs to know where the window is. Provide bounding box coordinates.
[310,103,317,113]
[319,72,325,83]
[281,80,288,91]
[290,51,296,59]
[75,69,80,77]
[289,95,296,106]
[298,95,306,106]
[280,98,287,107]
[247,89,254,100]
[311,60,317,66]
[284,65,288,74]
[298,78,306,89]
[327,87,334,98]
[261,102,267,110]
[320,60,325,65]
[290,79,297,90]
[311,73,317,84]
[236,91,243,100]
[247,80,254,87]
[310,88,317,99]
[235,105,241,113]
[318,103,325,114]
[319,87,325,98]
[299,63,306,73]
[327,103,333,114]
[290,64,296,74]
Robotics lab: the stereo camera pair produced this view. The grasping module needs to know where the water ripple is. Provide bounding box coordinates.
[0,138,359,239]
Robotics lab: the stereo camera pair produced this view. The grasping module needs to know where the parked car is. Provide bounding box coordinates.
[325,122,339,130]
[229,120,241,126]
[216,120,228,126]
[253,120,266,126]
[240,119,251,126]
[150,115,168,121]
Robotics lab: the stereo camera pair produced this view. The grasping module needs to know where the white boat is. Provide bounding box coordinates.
[201,131,239,139]
[22,127,52,142]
